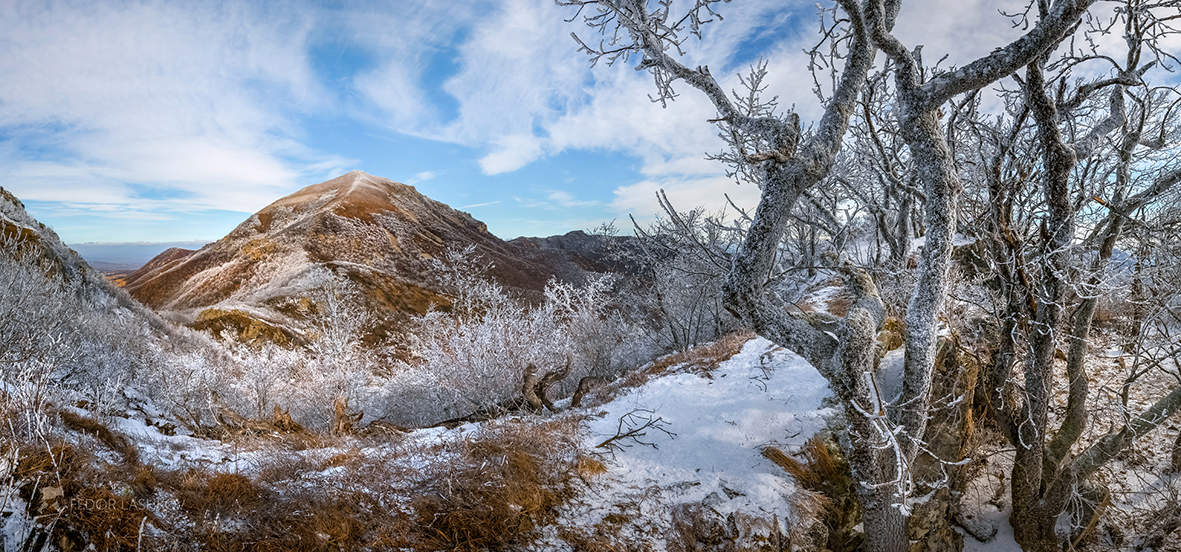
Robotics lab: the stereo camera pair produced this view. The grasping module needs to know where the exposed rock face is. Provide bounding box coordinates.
[667,499,798,552]
[2,187,100,286]
[123,170,628,343]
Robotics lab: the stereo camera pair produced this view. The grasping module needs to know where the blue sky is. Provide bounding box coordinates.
[0,0,1114,244]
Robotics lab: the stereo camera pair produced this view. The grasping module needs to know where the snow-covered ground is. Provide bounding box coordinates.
[25,335,837,551]
[536,337,835,549]
[31,326,1171,550]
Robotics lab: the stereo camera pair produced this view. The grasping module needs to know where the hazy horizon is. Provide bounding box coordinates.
[68,240,210,272]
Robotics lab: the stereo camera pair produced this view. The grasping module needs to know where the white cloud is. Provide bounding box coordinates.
[0,1,348,215]
[460,200,502,209]
[546,190,600,208]
[414,0,1157,223]
[8,0,1166,239]
[353,0,815,221]
[479,134,546,174]
[344,2,484,135]
[612,176,762,225]
[407,170,438,185]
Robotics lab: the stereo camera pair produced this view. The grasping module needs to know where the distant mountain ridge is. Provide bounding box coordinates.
[122,170,630,344]
[71,241,209,272]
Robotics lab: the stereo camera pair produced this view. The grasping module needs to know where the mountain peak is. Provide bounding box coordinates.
[338,169,383,188]
[257,171,416,221]
[122,170,630,345]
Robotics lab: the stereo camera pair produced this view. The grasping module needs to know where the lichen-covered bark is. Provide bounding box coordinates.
[864,3,1102,548]
[1008,60,1079,549]
[980,7,1181,547]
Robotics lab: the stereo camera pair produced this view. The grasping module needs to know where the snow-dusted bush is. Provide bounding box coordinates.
[621,208,745,353]
[304,270,372,404]
[394,290,560,422]
[0,234,92,438]
[197,271,378,431]
[139,331,231,432]
[542,275,652,393]
[225,341,302,419]
[379,247,653,426]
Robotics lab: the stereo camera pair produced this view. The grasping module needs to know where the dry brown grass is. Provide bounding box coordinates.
[58,410,139,465]
[253,451,323,485]
[659,331,755,375]
[7,400,588,550]
[762,437,840,492]
[8,439,158,551]
[170,470,268,515]
[320,447,364,470]
[763,436,862,551]
[406,417,583,551]
[877,316,905,352]
[576,455,607,479]
[191,307,296,346]
[14,442,80,479]
[147,459,411,550]
[56,484,157,550]
[189,490,390,551]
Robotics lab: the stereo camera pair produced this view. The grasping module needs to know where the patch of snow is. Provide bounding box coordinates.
[912,234,977,248]
[877,348,906,403]
[962,503,1021,552]
[541,337,835,549]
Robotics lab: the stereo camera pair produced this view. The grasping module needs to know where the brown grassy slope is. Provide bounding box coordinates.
[122,171,634,345]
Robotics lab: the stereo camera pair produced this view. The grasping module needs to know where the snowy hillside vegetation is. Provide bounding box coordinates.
[2,330,841,551]
[6,0,1181,548]
[1,183,757,550]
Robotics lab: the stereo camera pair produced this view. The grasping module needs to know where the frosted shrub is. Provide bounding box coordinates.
[227,342,302,418]
[146,346,228,432]
[0,234,82,438]
[543,276,653,391]
[405,302,560,418]
[382,248,653,426]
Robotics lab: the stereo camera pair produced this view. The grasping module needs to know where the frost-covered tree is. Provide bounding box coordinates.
[227,341,302,419]
[559,0,1104,549]
[306,270,371,403]
[959,3,1181,547]
[627,199,744,351]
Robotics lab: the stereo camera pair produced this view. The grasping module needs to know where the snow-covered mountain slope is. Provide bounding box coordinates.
[39,335,832,550]
[0,186,165,330]
[122,170,630,344]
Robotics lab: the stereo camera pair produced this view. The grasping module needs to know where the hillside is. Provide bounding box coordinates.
[0,187,167,332]
[123,170,628,344]
[1,332,840,551]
